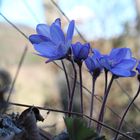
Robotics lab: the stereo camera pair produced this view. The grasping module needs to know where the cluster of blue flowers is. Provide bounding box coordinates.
[29,18,140,77]
[29,18,140,139]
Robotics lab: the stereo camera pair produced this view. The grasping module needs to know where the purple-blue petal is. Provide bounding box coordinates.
[77,43,90,60]
[72,42,81,57]
[36,24,50,38]
[123,48,132,59]
[56,43,69,57]
[109,48,131,62]
[50,23,65,44]
[34,42,58,58]
[66,20,75,43]
[115,58,137,70]
[110,67,132,77]
[130,71,136,77]
[109,48,126,58]
[85,55,102,73]
[72,42,90,60]
[85,56,96,72]
[29,34,50,44]
[99,56,111,70]
[92,49,102,59]
[54,18,61,27]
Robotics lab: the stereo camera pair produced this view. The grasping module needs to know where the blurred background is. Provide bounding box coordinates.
[0,0,140,139]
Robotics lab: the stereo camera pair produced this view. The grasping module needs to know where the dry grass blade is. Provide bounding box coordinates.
[8,102,135,140]
[0,13,28,40]
[115,79,140,112]
[6,46,28,103]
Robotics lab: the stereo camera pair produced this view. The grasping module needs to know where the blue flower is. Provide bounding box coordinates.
[85,49,103,76]
[72,42,90,63]
[100,48,137,77]
[136,61,140,73]
[29,18,75,62]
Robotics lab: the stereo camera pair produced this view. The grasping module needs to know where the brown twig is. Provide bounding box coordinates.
[8,101,135,140]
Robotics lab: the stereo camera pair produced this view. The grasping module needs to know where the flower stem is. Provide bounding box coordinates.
[96,74,114,134]
[104,70,108,98]
[68,60,77,117]
[88,75,96,127]
[114,84,140,140]
[61,60,71,99]
[79,65,83,115]
[97,70,108,132]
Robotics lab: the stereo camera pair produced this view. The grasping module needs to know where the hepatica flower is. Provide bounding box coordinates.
[100,48,137,77]
[72,42,90,64]
[85,49,103,77]
[29,18,75,62]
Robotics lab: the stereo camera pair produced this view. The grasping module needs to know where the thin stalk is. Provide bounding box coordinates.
[88,76,96,127]
[68,60,77,116]
[104,70,108,98]
[79,65,83,115]
[114,84,140,140]
[98,70,108,132]
[8,101,135,140]
[61,60,71,99]
[0,13,28,40]
[97,75,114,134]
[6,46,28,103]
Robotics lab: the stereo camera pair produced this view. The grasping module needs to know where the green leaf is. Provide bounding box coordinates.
[64,117,99,140]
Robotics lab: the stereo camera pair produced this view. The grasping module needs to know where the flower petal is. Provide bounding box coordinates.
[29,34,50,44]
[34,42,58,58]
[77,43,90,60]
[54,18,61,27]
[111,67,134,77]
[36,24,50,38]
[85,56,96,72]
[124,48,132,59]
[109,48,131,62]
[115,59,137,70]
[85,55,102,73]
[99,56,111,70]
[92,49,102,59]
[130,71,136,77]
[56,43,69,58]
[72,42,82,57]
[72,42,90,60]
[66,20,75,43]
[50,24,65,44]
